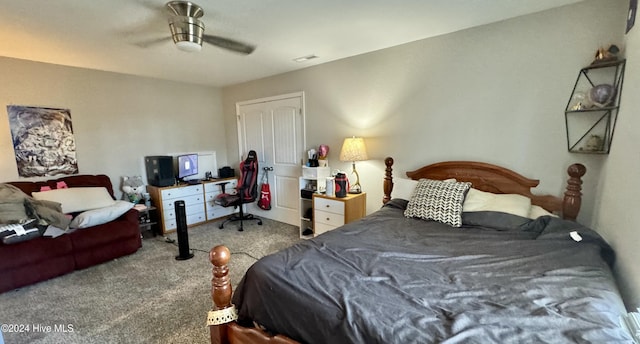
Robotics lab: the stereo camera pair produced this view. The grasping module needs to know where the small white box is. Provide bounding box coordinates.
[302,166,331,179]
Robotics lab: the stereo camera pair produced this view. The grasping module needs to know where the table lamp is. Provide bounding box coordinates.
[339,137,368,194]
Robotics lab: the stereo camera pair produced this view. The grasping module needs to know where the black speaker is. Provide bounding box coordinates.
[145,156,175,187]
[174,200,194,261]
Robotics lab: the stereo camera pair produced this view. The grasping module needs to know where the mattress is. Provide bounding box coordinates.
[233,199,631,343]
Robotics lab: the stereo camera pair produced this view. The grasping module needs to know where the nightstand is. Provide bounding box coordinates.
[312,193,366,237]
[135,205,158,238]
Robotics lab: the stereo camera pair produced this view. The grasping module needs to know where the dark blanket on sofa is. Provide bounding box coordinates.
[233,199,631,344]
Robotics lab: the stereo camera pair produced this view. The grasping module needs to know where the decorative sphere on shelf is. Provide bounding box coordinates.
[588,84,616,107]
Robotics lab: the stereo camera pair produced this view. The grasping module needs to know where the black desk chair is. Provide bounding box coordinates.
[215,150,263,231]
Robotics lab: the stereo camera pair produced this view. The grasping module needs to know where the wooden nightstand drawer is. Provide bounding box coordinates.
[314,197,345,215]
[314,209,345,227]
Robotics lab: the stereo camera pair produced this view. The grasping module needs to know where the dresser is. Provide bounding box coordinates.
[147,177,237,235]
[312,193,366,237]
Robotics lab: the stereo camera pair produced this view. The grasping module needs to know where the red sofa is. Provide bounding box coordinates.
[0,174,141,293]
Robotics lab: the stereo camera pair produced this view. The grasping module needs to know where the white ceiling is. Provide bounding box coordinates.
[0,0,583,87]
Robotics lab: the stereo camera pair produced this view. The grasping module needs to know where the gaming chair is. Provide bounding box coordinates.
[216,150,263,231]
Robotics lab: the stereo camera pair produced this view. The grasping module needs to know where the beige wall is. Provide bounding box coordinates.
[0,57,227,196]
[595,12,640,308]
[223,0,626,223]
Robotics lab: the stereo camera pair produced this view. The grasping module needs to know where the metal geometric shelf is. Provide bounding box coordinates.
[564,59,625,154]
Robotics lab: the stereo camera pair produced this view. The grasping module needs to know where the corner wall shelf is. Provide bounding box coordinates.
[564,59,625,154]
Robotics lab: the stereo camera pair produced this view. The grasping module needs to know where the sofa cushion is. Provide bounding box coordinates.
[69,209,139,251]
[0,235,73,271]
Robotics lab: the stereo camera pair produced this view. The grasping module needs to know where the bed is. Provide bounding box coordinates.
[207,158,631,344]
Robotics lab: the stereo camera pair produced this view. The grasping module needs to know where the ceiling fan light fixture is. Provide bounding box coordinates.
[176,41,202,52]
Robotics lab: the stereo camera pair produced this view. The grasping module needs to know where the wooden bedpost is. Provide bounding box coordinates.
[209,245,233,344]
[383,157,394,204]
[563,163,586,221]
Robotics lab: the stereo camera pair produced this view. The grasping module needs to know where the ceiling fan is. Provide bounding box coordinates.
[165,0,255,54]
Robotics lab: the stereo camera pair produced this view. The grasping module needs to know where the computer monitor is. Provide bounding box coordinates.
[177,154,198,181]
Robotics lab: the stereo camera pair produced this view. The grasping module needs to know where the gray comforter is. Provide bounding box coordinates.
[233,199,632,343]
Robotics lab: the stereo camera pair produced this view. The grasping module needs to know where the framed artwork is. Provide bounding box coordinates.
[627,0,637,34]
[6,105,78,177]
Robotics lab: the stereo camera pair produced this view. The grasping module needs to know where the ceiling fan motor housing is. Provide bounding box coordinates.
[169,16,204,51]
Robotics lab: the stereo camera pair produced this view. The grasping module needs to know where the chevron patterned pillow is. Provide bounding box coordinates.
[404,179,472,227]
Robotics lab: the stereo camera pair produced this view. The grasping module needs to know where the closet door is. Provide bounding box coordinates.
[237,92,305,225]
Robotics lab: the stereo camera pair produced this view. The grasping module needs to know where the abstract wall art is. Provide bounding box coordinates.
[7,105,78,177]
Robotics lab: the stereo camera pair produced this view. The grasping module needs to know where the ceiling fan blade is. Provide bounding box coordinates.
[202,35,256,55]
[135,36,172,48]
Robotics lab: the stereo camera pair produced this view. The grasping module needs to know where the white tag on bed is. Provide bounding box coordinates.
[570,231,582,242]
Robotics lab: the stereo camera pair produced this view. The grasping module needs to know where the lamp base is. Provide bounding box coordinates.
[348,184,362,194]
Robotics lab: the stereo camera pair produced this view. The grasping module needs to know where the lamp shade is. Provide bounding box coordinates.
[339,137,368,162]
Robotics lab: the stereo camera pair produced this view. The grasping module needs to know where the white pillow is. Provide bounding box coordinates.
[393,178,419,200]
[32,187,116,214]
[393,178,456,200]
[462,188,532,218]
[528,205,558,219]
[69,200,135,229]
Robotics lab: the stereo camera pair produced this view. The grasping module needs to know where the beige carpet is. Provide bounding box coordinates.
[0,218,300,344]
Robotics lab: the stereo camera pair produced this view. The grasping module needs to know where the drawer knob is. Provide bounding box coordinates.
[325,205,330,208]
[326,217,330,221]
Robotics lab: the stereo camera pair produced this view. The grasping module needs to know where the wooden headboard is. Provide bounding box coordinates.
[382,157,586,221]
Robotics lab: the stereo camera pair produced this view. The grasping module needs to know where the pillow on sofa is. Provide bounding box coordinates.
[462,188,532,218]
[69,201,134,229]
[32,187,115,214]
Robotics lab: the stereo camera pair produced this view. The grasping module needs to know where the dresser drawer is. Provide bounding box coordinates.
[314,209,345,227]
[163,211,207,231]
[162,193,204,211]
[314,197,345,215]
[163,202,205,221]
[160,184,203,200]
